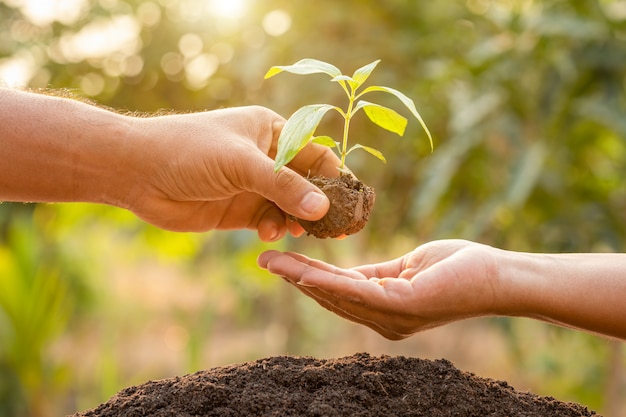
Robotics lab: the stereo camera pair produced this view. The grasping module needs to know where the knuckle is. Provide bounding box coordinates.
[273,168,303,191]
[246,105,281,127]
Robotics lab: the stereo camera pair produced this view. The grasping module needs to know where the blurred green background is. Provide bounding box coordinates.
[1,0,625,415]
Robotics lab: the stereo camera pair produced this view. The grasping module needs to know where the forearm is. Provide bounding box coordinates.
[0,88,140,206]
[497,248,626,339]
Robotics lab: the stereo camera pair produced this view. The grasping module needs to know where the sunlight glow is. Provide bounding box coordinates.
[0,52,36,87]
[178,33,204,58]
[56,15,141,62]
[184,53,219,89]
[10,0,88,26]
[262,9,292,37]
[207,0,247,19]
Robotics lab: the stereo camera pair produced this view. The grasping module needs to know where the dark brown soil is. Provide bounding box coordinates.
[72,352,599,417]
[297,175,375,238]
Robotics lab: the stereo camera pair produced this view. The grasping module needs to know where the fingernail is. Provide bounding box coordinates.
[300,191,327,215]
[268,225,279,241]
[296,280,315,287]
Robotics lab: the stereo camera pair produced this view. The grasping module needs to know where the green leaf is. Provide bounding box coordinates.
[351,59,380,89]
[347,143,387,164]
[331,75,353,82]
[274,104,337,171]
[330,75,353,92]
[354,100,407,136]
[265,58,342,79]
[312,135,338,148]
[360,85,433,151]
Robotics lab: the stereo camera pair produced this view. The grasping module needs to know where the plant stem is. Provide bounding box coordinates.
[340,87,356,171]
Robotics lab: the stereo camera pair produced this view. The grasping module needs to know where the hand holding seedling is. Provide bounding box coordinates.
[259,240,626,340]
[123,106,339,240]
[0,88,341,241]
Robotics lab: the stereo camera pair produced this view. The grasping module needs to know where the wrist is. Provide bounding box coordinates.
[489,247,541,317]
[95,114,153,210]
[492,248,574,323]
[61,100,146,209]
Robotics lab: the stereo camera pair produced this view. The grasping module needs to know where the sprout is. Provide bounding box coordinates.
[265,58,433,174]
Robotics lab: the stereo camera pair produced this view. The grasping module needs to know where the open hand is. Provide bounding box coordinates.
[258,240,500,339]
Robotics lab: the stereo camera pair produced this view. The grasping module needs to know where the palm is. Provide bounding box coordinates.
[259,240,498,339]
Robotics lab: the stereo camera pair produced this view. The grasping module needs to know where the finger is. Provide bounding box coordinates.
[287,141,341,179]
[351,256,408,280]
[258,251,413,319]
[275,251,367,281]
[258,250,283,269]
[286,218,306,237]
[278,256,424,332]
[264,253,379,302]
[266,119,284,159]
[256,206,287,242]
[267,114,340,179]
[259,252,415,339]
[290,282,406,340]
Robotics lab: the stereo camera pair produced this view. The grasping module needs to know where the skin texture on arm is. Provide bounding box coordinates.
[0,88,341,240]
[258,239,626,340]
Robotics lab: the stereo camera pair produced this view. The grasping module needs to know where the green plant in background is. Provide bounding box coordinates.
[0,206,90,417]
[265,58,433,173]
[1,0,625,415]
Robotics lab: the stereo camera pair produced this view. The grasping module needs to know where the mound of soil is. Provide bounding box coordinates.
[297,175,375,238]
[73,353,598,417]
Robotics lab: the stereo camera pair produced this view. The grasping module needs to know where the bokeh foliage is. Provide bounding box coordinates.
[1,0,625,415]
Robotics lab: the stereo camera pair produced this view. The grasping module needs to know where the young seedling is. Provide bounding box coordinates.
[264,58,433,238]
[265,58,433,174]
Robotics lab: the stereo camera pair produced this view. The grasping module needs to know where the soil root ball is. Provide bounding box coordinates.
[298,175,375,239]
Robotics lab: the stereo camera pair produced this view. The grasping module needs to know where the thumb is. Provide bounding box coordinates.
[241,155,330,221]
[269,167,330,221]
